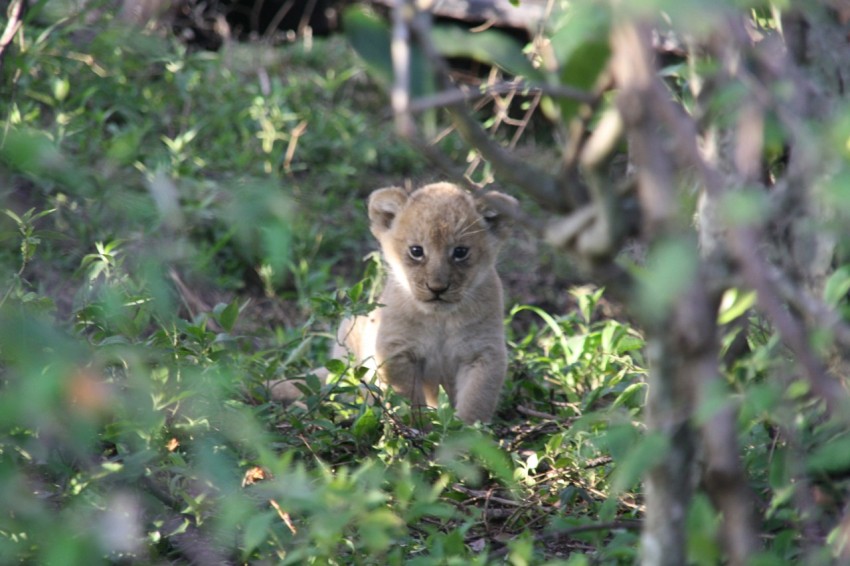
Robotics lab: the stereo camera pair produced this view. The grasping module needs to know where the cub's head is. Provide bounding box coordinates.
[368,182,517,312]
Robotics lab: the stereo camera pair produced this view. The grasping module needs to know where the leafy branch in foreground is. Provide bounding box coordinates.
[344,1,850,564]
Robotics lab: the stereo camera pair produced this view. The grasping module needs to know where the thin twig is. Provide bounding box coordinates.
[0,0,25,74]
[488,520,642,558]
[729,227,844,413]
[405,9,574,212]
[408,81,595,113]
[516,404,558,420]
[391,0,414,137]
[768,265,850,351]
[452,484,523,507]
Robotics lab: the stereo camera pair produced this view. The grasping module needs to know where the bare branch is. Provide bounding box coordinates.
[391,0,415,137]
[768,265,850,352]
[408,80,596,113]
[611,22,677,238]
[611,22,698,566]
[0,0,25,74]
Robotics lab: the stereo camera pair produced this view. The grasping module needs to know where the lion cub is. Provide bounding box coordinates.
[339,182,517,424]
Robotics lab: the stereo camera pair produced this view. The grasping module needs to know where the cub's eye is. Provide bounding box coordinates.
[408,245,425,260]
[452,246,470,261]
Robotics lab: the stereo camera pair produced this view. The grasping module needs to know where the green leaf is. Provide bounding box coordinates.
[242,512,274,556]
[717,288,757,325]
[768,446,789,489]
[218,300,240,333]
[610,432,669,494]
[720,188,770,227]
[342,7,434,98]
[29,207,57,223]
[824,265,850,306]
[352,406,381,440]
[510,304,570,361]
[807,434,850,474]
[107,125,148,166]
[686,494,721,566]
[611,382,646,409]
[280,336,313,370]
[596,423,640,461]
[325,358,347,375]
[557,41,610,119]
[637,239,699,324]
[549,4,612,120]
[430,24,545,83]
[52,76,70,102]
[571,286,604,323]
[506,531,535,565]
[348,280,364,303]
[3,208,23,226]
[616,333,645,354]
[359,508,404,553]
[0,127,64,176]
[470,438,515,487]
[601,321,619,352]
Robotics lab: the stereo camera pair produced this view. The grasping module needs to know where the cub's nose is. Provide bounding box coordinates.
[426,282,450,297]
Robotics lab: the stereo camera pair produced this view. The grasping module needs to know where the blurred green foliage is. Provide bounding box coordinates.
[1,2,849,564]
[0,5,646,563]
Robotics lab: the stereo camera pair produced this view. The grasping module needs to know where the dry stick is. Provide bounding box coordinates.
[140,475,231,565]
[457,83,498,180]
[447,95,567,210]
[391,1,607,243]
[0,0,25,74]
[391,0,415,138]
[508,91,542,148]
[774,406,828,552]
[559,70,614,200]
[694,48,771,564]
[693,289,762,566]
[488,520,642,558]
[261,0,301,40]
[296,0,320,37]
[541,520,642,540]
[452,484,523,508]
[408,81,594,113]
[515,404,558,420]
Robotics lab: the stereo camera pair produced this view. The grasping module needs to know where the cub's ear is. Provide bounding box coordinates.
[476,191,518,240]
[368,187,409,236]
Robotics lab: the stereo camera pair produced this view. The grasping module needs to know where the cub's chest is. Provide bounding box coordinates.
[379,307,489,364]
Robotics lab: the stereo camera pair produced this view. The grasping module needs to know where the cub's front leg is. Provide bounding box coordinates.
[376,350,437,411]
[452,347,507,424]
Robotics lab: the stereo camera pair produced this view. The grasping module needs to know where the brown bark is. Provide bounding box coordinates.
[611,19,761,566]
[611,21,697,566]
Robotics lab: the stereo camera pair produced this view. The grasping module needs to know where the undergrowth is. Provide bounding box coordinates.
[0,4,844,565]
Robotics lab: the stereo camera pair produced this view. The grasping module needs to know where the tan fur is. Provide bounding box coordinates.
[338,182,517,423]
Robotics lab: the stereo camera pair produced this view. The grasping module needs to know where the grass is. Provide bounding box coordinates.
[1,5,845,565]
